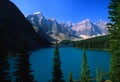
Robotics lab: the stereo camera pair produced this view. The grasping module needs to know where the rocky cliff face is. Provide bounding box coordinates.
[0,0,50,51]
[71,19,108,36]
[26,12,77,42]
[26,12,108,41]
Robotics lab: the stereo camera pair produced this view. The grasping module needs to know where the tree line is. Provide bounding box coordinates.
[0,39,115,82]
[0,41,109,82]
[0,48,36,82]
[52,42,108,82]
[0,0,120,81]
[73,35,109,50]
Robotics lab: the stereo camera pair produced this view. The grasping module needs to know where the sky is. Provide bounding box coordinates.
[11,0,110,23]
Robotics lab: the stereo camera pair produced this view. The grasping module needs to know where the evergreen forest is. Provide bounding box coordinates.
[0,0,120,82]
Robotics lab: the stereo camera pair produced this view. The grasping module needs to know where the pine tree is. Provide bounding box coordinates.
[107,0,120,82]
[68,70,73,82]
[14,49,35,82]
[80,49,91,82]
[96,67,104,82]
[0,51,10,82]
[52,41,64,82]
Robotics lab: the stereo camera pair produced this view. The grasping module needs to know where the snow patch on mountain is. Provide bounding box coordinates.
[26,12,108,42]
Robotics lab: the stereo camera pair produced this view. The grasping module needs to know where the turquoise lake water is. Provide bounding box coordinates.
[30,47,110,82]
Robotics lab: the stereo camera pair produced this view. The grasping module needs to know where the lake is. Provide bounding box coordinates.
[30,47,110,82]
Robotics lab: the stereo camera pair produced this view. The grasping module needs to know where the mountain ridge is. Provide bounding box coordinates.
[0,1,50,52]
[26,12,108,42]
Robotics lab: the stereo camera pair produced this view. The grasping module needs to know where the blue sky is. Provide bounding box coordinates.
[11,0,110,23]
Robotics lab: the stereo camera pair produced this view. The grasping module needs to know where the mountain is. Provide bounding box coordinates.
[72,19,98,36]
[0,0,50,52]
[26,12,108,42]
[26,12,77,42]
[71,19,108,37]
[95,19,108,35]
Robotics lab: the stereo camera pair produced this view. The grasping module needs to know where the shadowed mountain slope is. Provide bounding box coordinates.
[0,0,50,52]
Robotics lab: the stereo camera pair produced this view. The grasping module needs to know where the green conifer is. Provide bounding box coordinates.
[80,49,91,82]
[14,49,35,82]
[68,70,73,82]
[96,67,104,82]
[0,52,10,82]
[52,41,64,82]
[107,0,120,81]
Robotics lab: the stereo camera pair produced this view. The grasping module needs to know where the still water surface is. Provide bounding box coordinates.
[30,47,110,82]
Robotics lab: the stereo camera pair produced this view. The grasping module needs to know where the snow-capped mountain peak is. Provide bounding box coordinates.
[80,18,91,24]
[95,19,107,25]
[67,21,73,27]
[34,12,41,15]
[95,19,108,35]
[26,12,108,42]
[48,17,56,22]
[34,12,44,19]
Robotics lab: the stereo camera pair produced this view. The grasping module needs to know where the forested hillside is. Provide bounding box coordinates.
[73,35,109,49]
